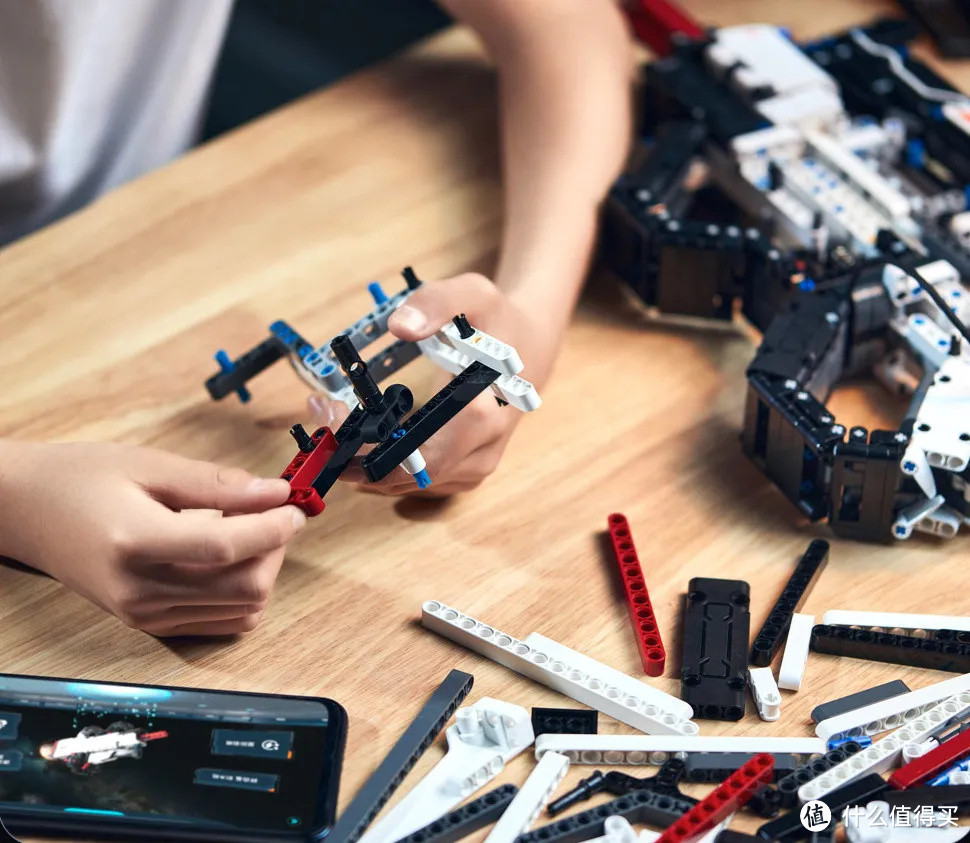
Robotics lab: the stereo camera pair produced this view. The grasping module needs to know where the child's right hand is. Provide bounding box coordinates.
[0,441,305,636]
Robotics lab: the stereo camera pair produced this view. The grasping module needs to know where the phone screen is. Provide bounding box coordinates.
[0,674,344,840]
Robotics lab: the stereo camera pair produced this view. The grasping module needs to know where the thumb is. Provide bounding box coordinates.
[133,450,291,513]
[387,272,497,341]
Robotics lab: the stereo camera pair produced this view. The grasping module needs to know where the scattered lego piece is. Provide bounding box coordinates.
[655,754,774,843]
[778,613,814,691]
[534,734,825,765]
[799,692,970,802]
[889,728,970,789]
[327,669,473,843]
[389,784,519,843]
[483,751,568,843]
[548,761,698,818]
[531,708,598,738]
[681,578,751,721]
[748,667,781,721]
[810,680,912,724]
[359,698,534,843]
[684,753,798,784]
[759,773,888,842]
[810,624,970,672]
[814,672,970,742]
[774,741,864,809]
[822,610,970,635]
[516,788,696,843]
[607,513,666,676]
[750,540,829,667]
[421,601,696,736]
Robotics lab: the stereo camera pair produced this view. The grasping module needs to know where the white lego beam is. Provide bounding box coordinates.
[483,751,569,843]
[799,691,970,802]
[421,601,697,736]
[815,672,970,742]
[749,667,781,721]
[533,734,825,765]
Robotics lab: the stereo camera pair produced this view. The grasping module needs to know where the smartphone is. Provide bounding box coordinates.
[0,673,346,842]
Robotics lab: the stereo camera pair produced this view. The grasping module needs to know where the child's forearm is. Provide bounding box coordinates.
[442,0,634,356]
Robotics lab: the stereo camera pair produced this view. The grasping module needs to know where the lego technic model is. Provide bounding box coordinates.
[38,722,168,775]
[204,267,540,516]
[605,4,970,542]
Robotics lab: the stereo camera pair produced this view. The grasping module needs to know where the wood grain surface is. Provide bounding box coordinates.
[1,1,968,839]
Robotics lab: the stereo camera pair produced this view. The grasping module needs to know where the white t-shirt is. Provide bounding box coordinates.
[0,0,233,245]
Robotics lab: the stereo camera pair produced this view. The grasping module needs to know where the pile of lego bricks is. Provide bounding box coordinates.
[321,517,970,843]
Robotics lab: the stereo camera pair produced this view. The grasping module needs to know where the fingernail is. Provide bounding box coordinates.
[249,478,282,494]
[291,508,307,530]
[308,394,334,423]
[391,304,428,335]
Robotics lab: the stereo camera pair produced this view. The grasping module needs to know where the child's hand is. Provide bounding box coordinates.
[310,273,553,496]
[0,441,305,636]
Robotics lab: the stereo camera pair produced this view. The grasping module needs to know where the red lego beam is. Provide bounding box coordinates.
[608,513,667,676]
[624,0,705,57]
[889,730,970,790]
[656,754,775,842]
[280,426,339,517]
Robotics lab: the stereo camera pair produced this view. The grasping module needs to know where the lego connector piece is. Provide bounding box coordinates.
[327,669,474,843]
[798,691,970,802]
[607,513,666,676]
[390,784,519,843]
[547,762,698,818]
[774,741,864,809]
[655,754,774,843]
[810,625,970,673]
[531,708,598,738]
[681,578,751,721]
[810,680,911,724]
[889,728,970,789]
[280,425,339,516]
[483,751,569,843]
[516,788,695,843]
[748,668,781,721]
[421,601,696,736]
[749,540,829,667]
[206,336,287,402]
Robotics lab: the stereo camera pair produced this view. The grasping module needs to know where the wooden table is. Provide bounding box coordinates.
[1,1,969,839]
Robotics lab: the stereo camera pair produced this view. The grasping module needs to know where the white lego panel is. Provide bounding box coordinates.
[359,698,533,843]
[730,125,803,160]
[749,667,781,721]
[483,751,569,842]
[706,26,837,99]
[438,321,524,377]
[912,356,970,473]
[421,601,698,736]
[522,633,693,721]
[799,692,970,802]
[756,88,845,130]
[778,613,814,692]
[816,673,970,742]
[533,734,825,765]
[839,122,894,155]
[822,611,970,635]
[804,130,911,220]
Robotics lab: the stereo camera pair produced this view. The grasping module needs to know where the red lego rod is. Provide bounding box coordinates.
[624,0,705,56]
[608,513,667,677]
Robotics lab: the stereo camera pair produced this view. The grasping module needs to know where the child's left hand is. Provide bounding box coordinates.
[307,272,555,496]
